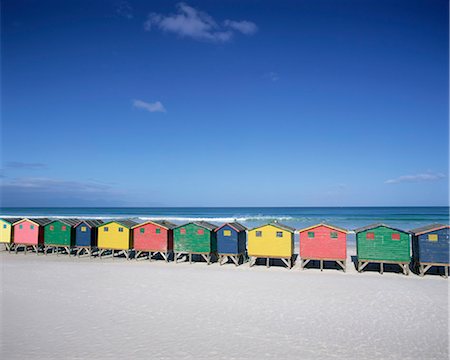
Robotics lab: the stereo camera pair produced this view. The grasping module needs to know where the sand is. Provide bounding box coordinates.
[0,249,448,360]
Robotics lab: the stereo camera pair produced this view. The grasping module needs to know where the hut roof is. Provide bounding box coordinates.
[298,223,348,234]
[250,221,296,233]
[14,218,52,227]
[74,219,105,228]
[0,217,23,225]
[215,222,247,232]
[100,219,139,229]
[48,218,80,227]
[354,223,408,234]
[175,221,218,231]
[410,223,450,235]
[132,220,178,230]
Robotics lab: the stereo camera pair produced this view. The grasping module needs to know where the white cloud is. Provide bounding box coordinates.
[144,3,257,43]
[385,172,446,184]
[132,99,166,113]
[115,1,133,19]
[223,20,258,35]
[264,72,279,82]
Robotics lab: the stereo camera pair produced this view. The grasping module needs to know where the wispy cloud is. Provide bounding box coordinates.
[132,99,166,113]
[0,177,124,207]
[5,161,47,170]
[144,2,257,43]
[264,72,280,82]
[223,20,258,35]
[385,172,446,184]
[115,1,133,19]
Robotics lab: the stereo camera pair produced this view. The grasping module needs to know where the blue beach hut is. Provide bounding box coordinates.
[215,222,247,266]
[74,219,104,256]
[410,224,449,278]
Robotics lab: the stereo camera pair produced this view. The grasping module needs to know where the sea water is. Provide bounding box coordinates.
[1,207,448,245]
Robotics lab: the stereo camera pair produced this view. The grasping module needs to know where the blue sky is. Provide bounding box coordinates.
[1,0,448,207]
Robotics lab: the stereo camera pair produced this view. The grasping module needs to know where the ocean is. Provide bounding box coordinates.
[1,206,448,231]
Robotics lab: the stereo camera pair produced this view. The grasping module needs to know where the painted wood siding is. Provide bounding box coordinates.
[13,221,42,245]
[133,223,172,252]
[217,225,239,254]
[173,224,216,253]
[299,225,346,260]
[357,226,410,262]
[75,224,94,247]
[0,221,13,244]
[44,221,74,246]
[413,228,449,264]
[248,224,294,258]
[97,222,133,250]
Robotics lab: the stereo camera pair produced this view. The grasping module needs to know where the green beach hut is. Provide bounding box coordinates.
[173,221,218,264]
[355,223,411,275]
[44,219,79,255]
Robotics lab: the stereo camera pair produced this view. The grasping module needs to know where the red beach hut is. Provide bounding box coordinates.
[13,218,52,254]
[298,223,348,271]
[132,220,177,262]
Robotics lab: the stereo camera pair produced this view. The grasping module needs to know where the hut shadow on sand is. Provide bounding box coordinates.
[350,255,406,274]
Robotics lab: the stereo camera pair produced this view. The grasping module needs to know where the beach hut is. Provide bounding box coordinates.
[247,221,295,268]
[298,223,348,272]
[97,219,138,259]
[173,221,218,264]
[43,219,80,255]
[12,218,52,254]
[355,223,411,275]
[132,220,177,262]
[215,222,247,266]
[410,224,449,278]
[0,218,22,251]
[73,219,104,256]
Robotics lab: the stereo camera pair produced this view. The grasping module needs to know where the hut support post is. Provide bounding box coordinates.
[266,257,270,268]
[249,256,256,267]
[358,261,369,273]
[281,258,291,269]
[380,262,384,274]
[320,260,323,271]
[336,260,346,272]
[189,252,192,264]
[444,266,448,279]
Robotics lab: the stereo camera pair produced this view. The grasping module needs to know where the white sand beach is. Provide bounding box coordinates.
[0,249,448,360]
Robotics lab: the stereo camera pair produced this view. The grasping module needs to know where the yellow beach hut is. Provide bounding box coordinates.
[248,221,295,268]
[97,219,139,259]
[0,218,22,251]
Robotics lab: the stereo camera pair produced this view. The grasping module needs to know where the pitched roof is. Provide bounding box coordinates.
[250,221,296,233]
[131,220,178,230]
[14,218,53,227]
[410,223,450,235]
[74,219,105,228]
[298,223,348,233]
[354,223,408,234]
[47,218,80,227]
[0,217,23,225]
[215,222,247,232]
[99,219,139,229]
[175,221,218,231]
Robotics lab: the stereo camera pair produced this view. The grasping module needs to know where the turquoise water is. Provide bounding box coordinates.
[1,207,448,230]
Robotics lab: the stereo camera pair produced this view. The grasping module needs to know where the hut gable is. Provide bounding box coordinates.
[13,218,51,245]
[410,224,449,265]
[0,218,22,244]
[355,224,410,262]
[44,219,80,247]
[247,222,295,258]
[216,222,247,255]
[132,220,176,252]
[97,219,137,250]
[74,219,104,228]
[299,223,348,261]
[173,222,218,253]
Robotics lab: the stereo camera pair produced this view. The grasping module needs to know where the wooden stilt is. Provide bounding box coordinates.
[189,252,192,264]
[320,260,323,271]
[266,257,270,268]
